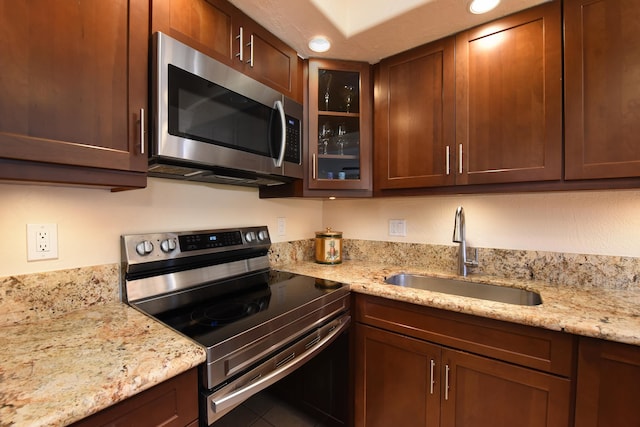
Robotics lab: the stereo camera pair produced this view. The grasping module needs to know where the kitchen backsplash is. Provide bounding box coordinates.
[0,264,119,327]
[1,240,637,326]
[269,239,640,290]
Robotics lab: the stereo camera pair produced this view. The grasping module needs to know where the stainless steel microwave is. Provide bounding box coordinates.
[149,32,303,187]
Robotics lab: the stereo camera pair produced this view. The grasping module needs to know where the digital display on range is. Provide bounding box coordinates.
[178,231,243,251]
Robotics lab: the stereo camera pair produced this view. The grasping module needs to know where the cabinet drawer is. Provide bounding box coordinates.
[355,294,575,377]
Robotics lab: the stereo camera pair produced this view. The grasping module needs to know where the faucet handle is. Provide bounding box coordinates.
[465,247,479,268]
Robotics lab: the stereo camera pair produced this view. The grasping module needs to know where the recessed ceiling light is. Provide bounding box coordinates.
[469,0,500,14]
[309,36,331,53]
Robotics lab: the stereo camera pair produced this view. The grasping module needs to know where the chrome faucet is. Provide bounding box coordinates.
[452,206,478,276]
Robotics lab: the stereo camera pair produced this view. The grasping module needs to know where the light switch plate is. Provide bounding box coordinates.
[277,217,286,236]
[389,219,407,237]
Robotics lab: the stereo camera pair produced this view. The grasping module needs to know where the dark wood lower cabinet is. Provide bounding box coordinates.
[442,348,570,427]
[71,367,199,427]
[574,337,640,427]
[354,295,574,427]
[355,324,440,427]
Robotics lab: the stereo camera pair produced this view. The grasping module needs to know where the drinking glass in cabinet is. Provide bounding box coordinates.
[319,123,332,154]
[321,71,333,111]
[343,85,355,113]
[318,70,359,113]
[337,124,346,155]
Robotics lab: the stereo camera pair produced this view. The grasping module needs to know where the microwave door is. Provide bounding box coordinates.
[166,65,283,175]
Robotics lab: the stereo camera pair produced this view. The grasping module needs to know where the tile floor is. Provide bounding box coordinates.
[212,389,329,427]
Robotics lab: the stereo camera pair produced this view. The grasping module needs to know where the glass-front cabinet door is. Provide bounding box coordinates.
[308,59,371,192]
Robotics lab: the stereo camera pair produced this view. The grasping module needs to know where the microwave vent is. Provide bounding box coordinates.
[148,162,289,187]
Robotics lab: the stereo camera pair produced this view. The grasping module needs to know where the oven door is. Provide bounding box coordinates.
[203,313,350,425]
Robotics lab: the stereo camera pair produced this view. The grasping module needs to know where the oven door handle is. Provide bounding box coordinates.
[209,315,350,415]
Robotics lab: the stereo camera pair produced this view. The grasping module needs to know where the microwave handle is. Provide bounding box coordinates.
[273,100,286,167]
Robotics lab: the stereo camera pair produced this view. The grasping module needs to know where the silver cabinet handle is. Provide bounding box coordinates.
[236,27,244,62]
[429,359,436,394]
[312,153,317,180]
[139,108,145,155]
[445,364,450,400]
[445,146,450,175]
[458,144,463,174]
[247,34,254,67]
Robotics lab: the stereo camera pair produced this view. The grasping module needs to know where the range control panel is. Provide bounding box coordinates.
[122,226,271,264]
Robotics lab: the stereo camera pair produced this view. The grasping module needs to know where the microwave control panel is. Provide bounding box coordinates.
[284,115,301,164]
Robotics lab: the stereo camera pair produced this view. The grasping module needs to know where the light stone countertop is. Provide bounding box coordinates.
[2,253,639,427]
[273,260,640,346]
[0,303,206,427]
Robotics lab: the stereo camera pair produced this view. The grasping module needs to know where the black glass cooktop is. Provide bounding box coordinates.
[155,271,346,348]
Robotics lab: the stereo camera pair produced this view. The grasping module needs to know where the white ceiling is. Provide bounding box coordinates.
[228,0,551,64]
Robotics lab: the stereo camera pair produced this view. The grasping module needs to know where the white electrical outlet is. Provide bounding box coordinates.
[37,230,50,252]
[27,224,58,261]
[388,219,407,237]
[277,217,287,236]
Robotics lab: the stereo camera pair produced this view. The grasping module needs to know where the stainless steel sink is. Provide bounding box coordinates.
[384,274,542,306]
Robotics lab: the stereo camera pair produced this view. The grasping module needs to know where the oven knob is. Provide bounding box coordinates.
[135,240,154,256]
[258,230,269,241]
[160,238,177,253]
[245,231,256,242]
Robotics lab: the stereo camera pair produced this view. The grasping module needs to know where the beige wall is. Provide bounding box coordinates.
[1,178,322,276]
[324,190,640,257]
[2,178,639,277]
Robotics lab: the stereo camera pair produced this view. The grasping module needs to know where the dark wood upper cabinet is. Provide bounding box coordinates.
[151,0,234,63]
[374,37,456,190]
[374,2,563,193]
[0,0,148,189]
[152,0,301,101]
[236,14,299,99]
[455,1,563,185]
[308,59,373,193]
[564,0,640,180]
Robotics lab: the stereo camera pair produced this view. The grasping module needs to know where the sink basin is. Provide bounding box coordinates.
[384,274,542,306]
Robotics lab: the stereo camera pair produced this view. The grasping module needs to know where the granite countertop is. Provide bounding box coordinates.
[0,302,206,427]
[274,260,640,346]
[2,255,639,426]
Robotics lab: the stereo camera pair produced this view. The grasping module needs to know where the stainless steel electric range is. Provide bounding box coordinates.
[121,226,350,426]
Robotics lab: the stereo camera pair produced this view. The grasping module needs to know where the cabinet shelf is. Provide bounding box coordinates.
[318,154,359,160]
[318,111,360,118]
